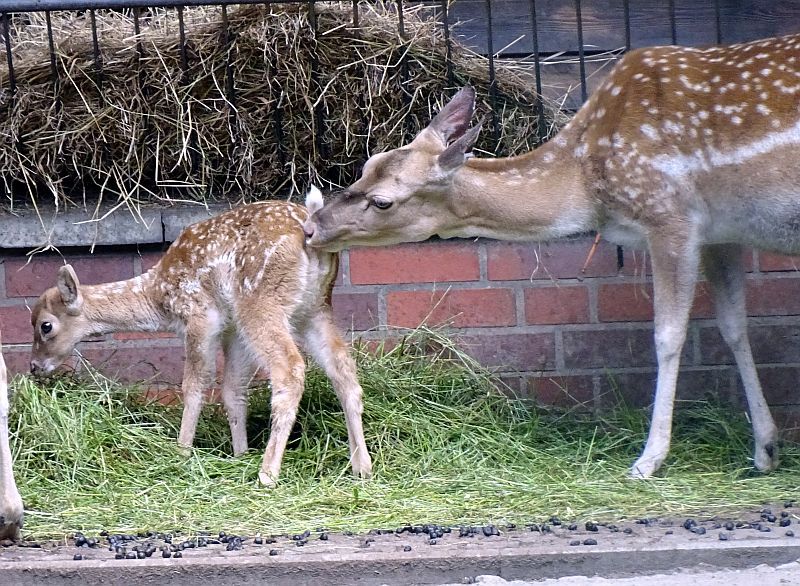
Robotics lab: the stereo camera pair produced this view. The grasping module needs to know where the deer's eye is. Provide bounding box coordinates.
[41,322,53,335]
[372,197,393,210]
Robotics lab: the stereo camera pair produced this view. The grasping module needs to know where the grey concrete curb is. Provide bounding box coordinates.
[1,538,799,586]
[0,204,232,249]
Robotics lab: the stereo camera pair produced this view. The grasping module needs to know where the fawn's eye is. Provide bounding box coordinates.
[41,322,53,335]
[372,197,393,210]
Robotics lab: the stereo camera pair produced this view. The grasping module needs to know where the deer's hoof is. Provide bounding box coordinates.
[754,440,779,473]
[629,454,664,479]
[0,497,24,541]
[258,471,277,488]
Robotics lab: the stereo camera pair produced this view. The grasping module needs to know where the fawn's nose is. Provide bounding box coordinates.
[303,220,316,240]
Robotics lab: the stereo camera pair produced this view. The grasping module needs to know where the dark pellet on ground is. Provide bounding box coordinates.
[507,523,517,530]
[623,528,633,535]
[782,511,790,518]
[269,549,279,556]
[691,526,706,535]
[766,514,777,523]
[758,524,772,532]
[253,536,263,545]
[665,530,674,535]
[73,554,83,561]
[780,518,792,527]
[683,519,697,530]
[162,551,171,558]
[786,530,795,537]
[403,545,412,552]
[607,525,619,533]
[549,517,561,526]
[226,537,243,551]
[785,501,795,509]
[710,522,721,529]
[429,539,438,545]
[319,533,329,541]
[719,533,729,541]
[99,530,108,537]
[295,540,307,547]
[136,551,146,559]
[343,531,354,536]
[724,522,735,531]
[114,553,124,560]
[583,538,598,545]
[125,552,137,560]
[568,524,578,531]
[482,525,499,537]
[569,540,581,546]
[174,551,183,558]
[585,522,598,532]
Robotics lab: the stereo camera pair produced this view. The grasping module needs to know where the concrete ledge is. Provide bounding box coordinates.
[0,204,232,249]
[1,535,800,585]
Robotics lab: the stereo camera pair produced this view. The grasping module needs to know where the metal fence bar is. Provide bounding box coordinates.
[177,5,189,75]
[89,9,104,99]
[574,0,587,104]
[714,0,723,44]
[1,12,16,102]
[4,0,288,11]
[440,0,453,87]
[623,0,631,50]
[528,0,546,145]
[668,0,676,44]
[484,0,499,150]
[45,11,60,100]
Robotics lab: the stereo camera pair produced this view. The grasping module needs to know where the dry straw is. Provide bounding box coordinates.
[0,2,567,215]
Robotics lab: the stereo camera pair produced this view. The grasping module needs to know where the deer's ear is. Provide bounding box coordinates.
[57,264,83,315]
[426,87,476,145]
[438,121,483,172]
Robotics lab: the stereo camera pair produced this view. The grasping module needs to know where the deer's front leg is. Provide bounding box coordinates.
[300,310,372,480]
[177,319,220,453]
[0,349,24,540]
[630,228,701,479]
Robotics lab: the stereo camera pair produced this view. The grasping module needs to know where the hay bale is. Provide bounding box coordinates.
[0,2,567,212]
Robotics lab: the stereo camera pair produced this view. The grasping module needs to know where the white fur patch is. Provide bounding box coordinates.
[305,185,324,215]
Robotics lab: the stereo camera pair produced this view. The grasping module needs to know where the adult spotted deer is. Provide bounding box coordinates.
[304,33,800,478]
[0,338,23,539]
[31,188,372,486]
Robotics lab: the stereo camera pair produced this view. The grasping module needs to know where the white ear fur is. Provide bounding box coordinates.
[305,185,324,215]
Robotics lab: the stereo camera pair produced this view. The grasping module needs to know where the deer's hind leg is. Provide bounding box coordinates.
[177,309,224,452]
[236,310,305,486]
[221,332,257,457]
[298,309,372,479]
[703,243,778,472]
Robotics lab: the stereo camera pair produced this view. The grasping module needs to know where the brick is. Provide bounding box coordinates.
[81,344,185,385]
[595,368,732,409]
[755,366,800,406]
[700,324,800,366]
[114,331,178,341]
[562,327,693,369]
[457,333,555,372]
[5,254,135,297]
[0,305,33,344]
[349,241,479,285]
[387,288,516,328]
[746,277,800,316]
[3,348,31,377]
[597,282,714,322]
[524,286,589,325]
[331,292,379,332]
[139,251,164,273]
[759,252,800,272]
[774,409,800,442]
[486,238,651,281]
[525,375,594,408]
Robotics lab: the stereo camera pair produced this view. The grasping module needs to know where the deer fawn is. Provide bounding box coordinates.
[0,336,23,539]
[30,188,372,486]
[304,33,800,478]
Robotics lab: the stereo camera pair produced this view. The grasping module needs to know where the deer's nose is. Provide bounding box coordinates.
[303,220,316,240]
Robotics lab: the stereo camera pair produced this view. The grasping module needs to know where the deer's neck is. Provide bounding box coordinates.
[446,137,597,241]
[81,274,165,335]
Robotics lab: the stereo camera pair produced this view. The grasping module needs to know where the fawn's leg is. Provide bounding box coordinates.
[238,316,305,486]
[177,314,221,452]
[299,309,372,479]
[221,333,256,456]
[0,346,23,540]
[631,227,700,479]
[703,243,778,472]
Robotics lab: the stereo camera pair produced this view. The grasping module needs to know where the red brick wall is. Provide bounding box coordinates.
[4,237,800,430]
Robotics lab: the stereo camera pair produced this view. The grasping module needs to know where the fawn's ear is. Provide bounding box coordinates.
[57,264,84,316]
[425,87,477,146]
[305,184,324,215]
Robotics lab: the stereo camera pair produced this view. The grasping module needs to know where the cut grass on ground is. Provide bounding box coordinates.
[9,329,800,539]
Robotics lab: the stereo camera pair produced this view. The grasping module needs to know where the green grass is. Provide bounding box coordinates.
[9,329,800,539]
